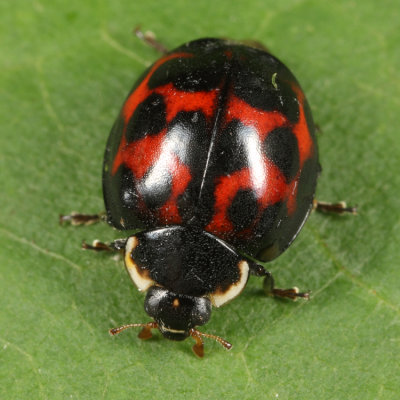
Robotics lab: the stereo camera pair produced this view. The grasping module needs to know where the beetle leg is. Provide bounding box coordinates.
[247,261,309,300]
[59,211,106,226]
[82,238,127,252]
[313,200,357,215]
[134,26,169,54]
[248,262,268,277]
[263,271,310,300]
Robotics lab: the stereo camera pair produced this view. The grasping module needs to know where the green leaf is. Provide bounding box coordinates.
[1,0,399,399]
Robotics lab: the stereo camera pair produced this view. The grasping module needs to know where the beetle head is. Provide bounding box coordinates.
[109,286,232,357]
[144,286,211,340]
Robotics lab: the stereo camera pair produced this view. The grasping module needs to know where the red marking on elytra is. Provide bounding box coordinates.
[111,53,219,177]
[157,157,192,224]
[207,84,314,236]
[112,52,191,176]
[285,85,314,216]
[112,51,314,232]
[111,135,127,176]
[110,49,221,224]
[117,130,166,178]
[122,52,192,123]
[112,85,218,176]
[225,88,313,168]
[291,85,314,167]
[225,95,289,141]
[205,159,288,236]
[156,83,219,123]
[114,130,192,224]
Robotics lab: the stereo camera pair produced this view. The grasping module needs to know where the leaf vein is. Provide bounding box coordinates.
[100,29,151,66]
[0,226,82,272]
[0,336,47,399]
[308,225,400,315]
[35,59,65,133]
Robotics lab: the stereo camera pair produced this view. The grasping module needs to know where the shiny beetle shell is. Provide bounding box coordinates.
[103,38,319,261]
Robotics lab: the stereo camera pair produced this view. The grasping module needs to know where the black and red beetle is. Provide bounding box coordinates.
[61,31,355,357]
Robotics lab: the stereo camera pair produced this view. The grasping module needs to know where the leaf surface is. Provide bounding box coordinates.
[1,1,399,399]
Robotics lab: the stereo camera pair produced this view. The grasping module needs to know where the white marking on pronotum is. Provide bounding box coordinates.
[272,72,278,89]
[124,236,155,291]
[210,260,250,307]
[159,324,186,334]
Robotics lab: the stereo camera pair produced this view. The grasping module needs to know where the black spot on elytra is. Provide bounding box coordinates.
[264,127,299,181]
[230,201,284,258]
[228,189,259,231]
[120,167,139,209]
[255,202,283,238]
[125,93,166,142]
[233,77,300,123]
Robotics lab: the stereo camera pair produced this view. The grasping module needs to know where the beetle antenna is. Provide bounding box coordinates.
[189,328,232,357]
[109,321,158,339]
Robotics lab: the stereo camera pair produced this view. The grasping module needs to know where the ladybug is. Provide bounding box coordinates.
[61,32,355,357]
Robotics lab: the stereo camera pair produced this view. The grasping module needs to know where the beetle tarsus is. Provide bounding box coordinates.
[59,212,106,226]
[263,272,310,301]
[82,238,126,252]
[82,240,113,251]
[313,200,357,215]
[134,25,169,54]
[270,287,310,301]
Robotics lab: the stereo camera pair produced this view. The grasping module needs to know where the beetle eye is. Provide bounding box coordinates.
[191,297,212,326]
[144,286,168,317]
